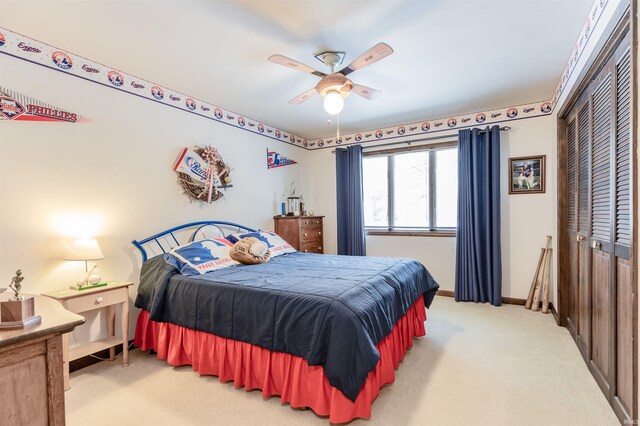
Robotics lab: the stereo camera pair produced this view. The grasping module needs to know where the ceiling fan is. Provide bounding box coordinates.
[268,43,394,115]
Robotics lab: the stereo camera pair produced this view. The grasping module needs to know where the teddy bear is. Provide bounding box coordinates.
[230,237,272,265]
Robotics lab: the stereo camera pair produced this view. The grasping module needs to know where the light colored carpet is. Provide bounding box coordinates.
[66,296,619,425]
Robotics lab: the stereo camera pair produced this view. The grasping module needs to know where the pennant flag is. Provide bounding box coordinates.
[173,147,209,186]
[0,86,81,122]
[267,149,297,169]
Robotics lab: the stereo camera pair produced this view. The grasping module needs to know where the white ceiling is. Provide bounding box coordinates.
[0,0,594,139]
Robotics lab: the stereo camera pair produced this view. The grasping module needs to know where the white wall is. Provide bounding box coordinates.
[0,54,308,341]
[306,115,557,301]
[501,116,557,300]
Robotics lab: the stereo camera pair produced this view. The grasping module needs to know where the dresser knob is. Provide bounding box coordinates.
[303,233,307,236]
[316,221,319,224]
[95,296,104,304]
[318,232,321,235]
[305,221,309,224]
[318,247,322,250]
[304,249,308,252]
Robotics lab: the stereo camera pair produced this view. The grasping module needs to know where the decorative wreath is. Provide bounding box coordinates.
[177,145,232,203]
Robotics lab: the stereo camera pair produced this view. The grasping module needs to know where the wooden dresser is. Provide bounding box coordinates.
[274,216,324,254]
[0,295,84,426]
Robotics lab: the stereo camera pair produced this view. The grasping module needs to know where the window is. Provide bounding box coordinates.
[363,142,458,234]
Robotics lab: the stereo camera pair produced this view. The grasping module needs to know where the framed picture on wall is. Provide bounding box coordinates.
[509,155,546,194]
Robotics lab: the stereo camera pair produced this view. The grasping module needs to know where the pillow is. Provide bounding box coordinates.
[164,238,239,275]
[227,231,296,257]
[212,237,233,246]
[230,237,272,265]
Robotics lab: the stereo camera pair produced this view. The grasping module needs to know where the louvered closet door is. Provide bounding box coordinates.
[589,68,613,394]
[563,30,634,423]
[576,98,592,357]
[612,44,633,421]
[566,114,579,337]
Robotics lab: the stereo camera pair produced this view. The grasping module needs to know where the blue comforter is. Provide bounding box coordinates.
[135,252,439,401]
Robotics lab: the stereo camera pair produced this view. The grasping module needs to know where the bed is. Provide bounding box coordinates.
[132,221,439,423]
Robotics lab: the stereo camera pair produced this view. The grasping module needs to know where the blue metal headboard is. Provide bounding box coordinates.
[132,221,257,262]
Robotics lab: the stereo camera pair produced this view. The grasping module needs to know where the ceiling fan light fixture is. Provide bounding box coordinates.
[323,90,344,115]
[270,43,393,114]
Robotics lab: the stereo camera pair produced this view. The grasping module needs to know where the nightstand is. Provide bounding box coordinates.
[42,281,133,390]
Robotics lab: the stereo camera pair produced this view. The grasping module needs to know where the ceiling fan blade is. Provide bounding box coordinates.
[268,54,326,77]
[339,43,394,76]
[351,84,381,100]
[289,88,317,105]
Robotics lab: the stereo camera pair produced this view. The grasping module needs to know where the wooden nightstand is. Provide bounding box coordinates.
[42,281,133,390]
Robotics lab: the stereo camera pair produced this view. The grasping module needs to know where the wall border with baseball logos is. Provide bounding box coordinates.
[0,0,610,151]
[0,27,308,148]
[304,100,553,150]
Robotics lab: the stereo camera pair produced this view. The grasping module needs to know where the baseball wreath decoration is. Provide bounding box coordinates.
[172,144,232,203]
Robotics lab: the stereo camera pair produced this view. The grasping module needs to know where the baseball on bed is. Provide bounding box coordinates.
[249,241,268,257]
[230,237,272,265]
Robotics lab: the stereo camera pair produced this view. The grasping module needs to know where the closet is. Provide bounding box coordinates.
[560,21,635,423]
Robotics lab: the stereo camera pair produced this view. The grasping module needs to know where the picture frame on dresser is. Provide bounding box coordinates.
[273,215,324,254]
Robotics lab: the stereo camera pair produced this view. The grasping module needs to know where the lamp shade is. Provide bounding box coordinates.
[323,90,344,115]
[64,238,104,261]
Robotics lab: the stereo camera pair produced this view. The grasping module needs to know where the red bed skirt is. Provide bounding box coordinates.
[134,295,426,423]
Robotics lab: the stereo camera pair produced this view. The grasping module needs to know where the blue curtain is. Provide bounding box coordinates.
[335,145,366,256]
[455,126,502,305]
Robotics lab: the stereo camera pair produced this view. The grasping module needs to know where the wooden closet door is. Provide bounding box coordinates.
[612,43,633,421]
[566,114,579,337]
[576,98,592,357]
[561,18,635,423]
[589,67,613,394]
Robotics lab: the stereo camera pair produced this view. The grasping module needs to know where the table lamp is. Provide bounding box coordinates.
[65,238,107,290]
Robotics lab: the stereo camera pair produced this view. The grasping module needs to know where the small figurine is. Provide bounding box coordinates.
[0,269,40,328]
[8,269,25,300]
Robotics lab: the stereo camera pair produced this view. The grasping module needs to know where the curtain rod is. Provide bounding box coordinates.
[331,126,511,153]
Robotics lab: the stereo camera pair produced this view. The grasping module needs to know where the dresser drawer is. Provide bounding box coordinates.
[300,218,323,228]
[300,241,323,254]
[65,287,128,313]
[301,227,323,242]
